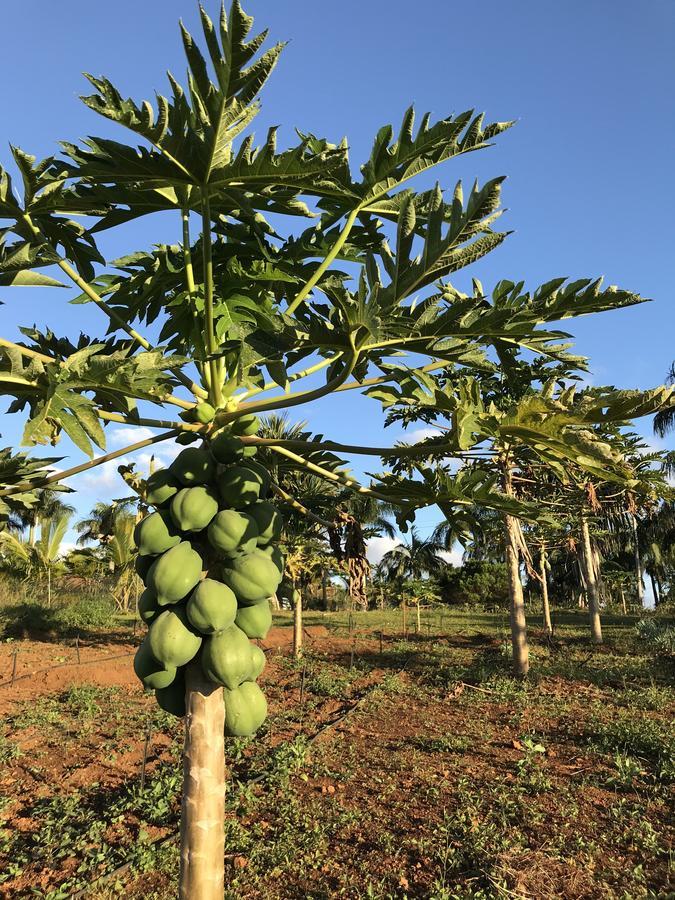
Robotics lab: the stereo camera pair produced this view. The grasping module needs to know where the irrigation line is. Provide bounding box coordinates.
[69,655,411,898]
[0,651,136,690]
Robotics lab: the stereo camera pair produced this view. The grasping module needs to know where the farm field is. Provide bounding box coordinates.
[0,609,672,899]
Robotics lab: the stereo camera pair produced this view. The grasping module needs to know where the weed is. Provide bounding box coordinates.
[0,734,21,764]
[587,713,675,782]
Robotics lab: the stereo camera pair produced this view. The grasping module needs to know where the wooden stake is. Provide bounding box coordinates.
[76,633,81,665]
[140,728,151,792]
[10,651,17,686]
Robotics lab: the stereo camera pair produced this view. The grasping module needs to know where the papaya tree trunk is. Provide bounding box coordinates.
[620,587,627,615]
[504,512,529,675]
[540,546,552,634]
[649,572,659,607]
[631,513,644,606]
[293,591,303,659]
[580,516,603,644]
[179,662,225,900]
[501,459,529,676]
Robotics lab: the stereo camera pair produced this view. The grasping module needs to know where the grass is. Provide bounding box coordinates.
[0,606,673,899]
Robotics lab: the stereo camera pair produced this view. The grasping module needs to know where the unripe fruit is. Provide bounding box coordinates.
[145,469,181,508]
[156,670,186,718]
[134,510,180,556]
[235,597,272,639]
[221,548,282,604]
[186,578,237,634]
[148,541,203,606]
[207,509,258,558]
[224,681,267,737]
[169,447,215,486]
[148,608,202,668]
[201,624,254,689]
[133,639,177,690]
[138,587,160,624]
[210,432,245,464]
[246,501,283,546]
[230,413,259,436]
[170,485,219,532]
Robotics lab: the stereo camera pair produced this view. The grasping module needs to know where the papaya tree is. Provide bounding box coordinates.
[0,3,668,894]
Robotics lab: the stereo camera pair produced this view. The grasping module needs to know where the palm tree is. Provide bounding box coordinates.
[8,489,75,546]
[380,527,445,582]
[0,508,73,605]
[76,498,138,546]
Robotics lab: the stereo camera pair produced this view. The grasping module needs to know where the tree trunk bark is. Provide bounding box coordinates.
[540,547,552,634]
[580,516,603,644]
[504,512,529,676]
[28,523,36,547]
[631,513,644,606]
[655,575,664,607]
[321,567,328,610]
[415,602,421,634]
[620,587,627,615]
[269,592,280,611]
[649,572,659,607]
[179,663,225,900]
[293,591,303,659]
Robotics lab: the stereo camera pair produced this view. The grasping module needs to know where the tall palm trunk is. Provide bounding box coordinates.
[580,516,602,644]
[631,513,644,606]
[502,456,529,676]
[293,589,303,659]
[179,663,225,900]
[539,546,552,634]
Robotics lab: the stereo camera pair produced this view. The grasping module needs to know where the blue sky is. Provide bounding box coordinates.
[1,0,674,559]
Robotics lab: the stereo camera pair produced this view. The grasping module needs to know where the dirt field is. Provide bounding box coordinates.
[0,610,673,899]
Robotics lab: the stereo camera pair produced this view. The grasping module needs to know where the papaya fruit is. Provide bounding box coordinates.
[246,501,282,546]
[235,598,272,639]
[134,510,180,557]
[145,468,181,508]
[138,587,160,624]
[217,464,264,509]
[169,447,215,486]
[156,669,186,718]
[207,509,258,558]
[230,413,260,436]
[221,548,282,605]
[176,432,198,446]
[224,681,267,737]
[186,578,237,634]
[148,541,203,606]
[148,607,202,668]
[249,644,266,680]
[201,624,255,689]
[241,459,271,498]
[262,543,285,575]
[170,486,219,533]
[135,554,155,583]
[181,401,216,425]
[133,639,177,690]
[210,431,245,464]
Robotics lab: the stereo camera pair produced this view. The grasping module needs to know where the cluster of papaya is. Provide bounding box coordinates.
[132,414,284,737]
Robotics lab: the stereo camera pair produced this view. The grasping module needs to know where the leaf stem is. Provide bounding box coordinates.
[0,429,181,499]
[0,338,53,365]
[200,193,222,406]
[235,353,341,402]
[286,207,360,315]
[181,208,197,296]
[97,410,201,431]
[270,482,334,529]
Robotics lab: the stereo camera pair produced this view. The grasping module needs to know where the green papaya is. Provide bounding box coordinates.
[169,447,215,486]
[235,598,272,639]
[210,431,245,464]
[148,607,202,668]
[221,548,282,605]
[179,402,216,425]
[176,432,198,446]
[246,501,283,546]
[134,510,180,556]
[138,587,160,624]
[249,644,266,680]
[262,543,285,575]
[148,541,203,606]
[224,681,267,737]
[230,413,260,436]
[170,486,219,533]
[156,669,186,718]
[133,639,177,690]
[145,468,181,508]
[186,578,237,634]
[241,459,271,498]
[201,624,254,689]
[217,464,264,509]
[207,509,258,558]
[135,554,155,583]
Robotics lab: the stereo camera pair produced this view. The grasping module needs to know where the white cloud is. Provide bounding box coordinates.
[407,426,443,444]
[109,425,157,446]
[437,546,463,568]
[366,535,399,565]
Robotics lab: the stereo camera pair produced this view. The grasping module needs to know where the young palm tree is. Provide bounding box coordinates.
[76,498,137,546]
[380,527,445,582]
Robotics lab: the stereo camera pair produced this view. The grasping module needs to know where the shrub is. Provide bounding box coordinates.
[635,618,675,654]
[0,595,117,636]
